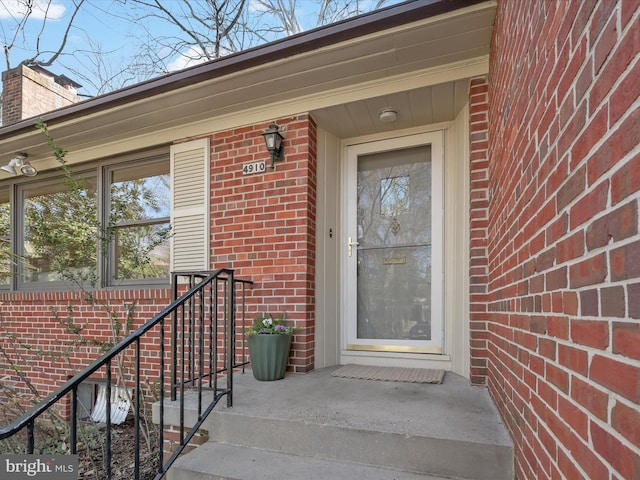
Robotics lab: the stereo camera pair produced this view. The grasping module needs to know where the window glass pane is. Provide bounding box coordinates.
[115,223,170,280]
[111,163,170,221]
[356,146,432,341]
[0,189,10,286]
[23,177,98,284]
[110,161,170,281]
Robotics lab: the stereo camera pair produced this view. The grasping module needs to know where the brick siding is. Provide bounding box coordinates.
[208,114,317,373]
[469,77,490,386]
[0,114,317,411]
[487,1,640,478]
[0,288,172,410]
[2,65,80,125]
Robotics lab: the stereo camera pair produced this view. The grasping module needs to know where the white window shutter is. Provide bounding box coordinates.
[170,139,210,272]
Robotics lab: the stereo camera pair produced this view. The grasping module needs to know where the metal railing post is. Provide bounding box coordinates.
[70,387,78,454]
[227,270,235,408]
[171,273,179,401]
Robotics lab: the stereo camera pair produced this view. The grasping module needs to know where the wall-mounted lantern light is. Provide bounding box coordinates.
[261,123,284,169]
[1,153,37,176]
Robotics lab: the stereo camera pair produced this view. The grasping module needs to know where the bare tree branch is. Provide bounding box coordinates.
[2,0,35,70]
[1,0,396,96]
[25,0,86,67]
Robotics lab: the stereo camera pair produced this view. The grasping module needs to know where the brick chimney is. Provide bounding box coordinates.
[1,64,82,126]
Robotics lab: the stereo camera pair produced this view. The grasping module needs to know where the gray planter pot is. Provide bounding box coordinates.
[247,334,292,381]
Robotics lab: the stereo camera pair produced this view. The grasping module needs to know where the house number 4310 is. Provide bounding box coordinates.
[242,160,266,175]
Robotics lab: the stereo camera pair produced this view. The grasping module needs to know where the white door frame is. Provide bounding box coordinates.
[340,131,445,366]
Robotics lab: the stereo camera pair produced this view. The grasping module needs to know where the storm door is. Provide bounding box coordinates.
[344,133,443,353]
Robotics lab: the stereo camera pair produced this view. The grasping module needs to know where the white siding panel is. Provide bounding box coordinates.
[170,139,210,271]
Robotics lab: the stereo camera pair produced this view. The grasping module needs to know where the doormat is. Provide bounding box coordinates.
[331,364,445,384]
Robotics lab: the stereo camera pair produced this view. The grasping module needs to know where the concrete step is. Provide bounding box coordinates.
[201,409,511,480]
[160,368,513,480]
[168,442,455,480]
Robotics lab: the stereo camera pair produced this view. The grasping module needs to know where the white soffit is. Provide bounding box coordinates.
[0,1,496,164]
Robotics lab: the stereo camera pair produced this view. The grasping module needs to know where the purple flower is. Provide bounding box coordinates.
[247,313,299,336]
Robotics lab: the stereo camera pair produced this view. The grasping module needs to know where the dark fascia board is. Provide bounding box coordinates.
[0,0,486,140]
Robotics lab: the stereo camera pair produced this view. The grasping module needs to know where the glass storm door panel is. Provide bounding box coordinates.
[344,133,443,353]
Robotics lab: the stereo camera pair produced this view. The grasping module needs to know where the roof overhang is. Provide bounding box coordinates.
[0,0,496,170]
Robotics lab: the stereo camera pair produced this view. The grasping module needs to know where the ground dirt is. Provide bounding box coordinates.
[77,417,159,480]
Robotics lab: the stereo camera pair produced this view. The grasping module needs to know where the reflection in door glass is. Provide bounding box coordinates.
[356,146,432,341]
[380,175,409,217]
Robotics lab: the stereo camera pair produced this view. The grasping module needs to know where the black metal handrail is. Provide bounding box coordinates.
[0,268,253,480]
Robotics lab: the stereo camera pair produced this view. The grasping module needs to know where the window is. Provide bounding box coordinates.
[21,175,98,286]
[0,188,10,286]
[107,160,170,283]
[0,149,170,291]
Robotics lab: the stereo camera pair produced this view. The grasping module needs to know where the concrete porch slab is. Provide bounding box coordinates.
[211,366,512,446]
[163,366,514,480]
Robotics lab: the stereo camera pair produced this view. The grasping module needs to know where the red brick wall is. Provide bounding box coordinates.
[487,1,640,479]
[1,65,80,125]
[0,114,317,412]
[0,288,171,410]
[469,77,490,386]
[209,114,317,373]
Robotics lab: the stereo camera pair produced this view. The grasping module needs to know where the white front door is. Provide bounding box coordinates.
[343,132,444,355]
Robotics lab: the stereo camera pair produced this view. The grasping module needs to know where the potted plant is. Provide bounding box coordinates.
[246,313,297,381]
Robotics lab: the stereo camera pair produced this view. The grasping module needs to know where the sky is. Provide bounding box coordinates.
[0,0,147,95]
[0,1,131,60]
[0,0,402,97]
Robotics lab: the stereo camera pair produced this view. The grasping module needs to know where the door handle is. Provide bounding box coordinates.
[348,237,359,257]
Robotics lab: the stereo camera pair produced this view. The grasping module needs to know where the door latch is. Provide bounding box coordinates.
[348,237,359,257]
